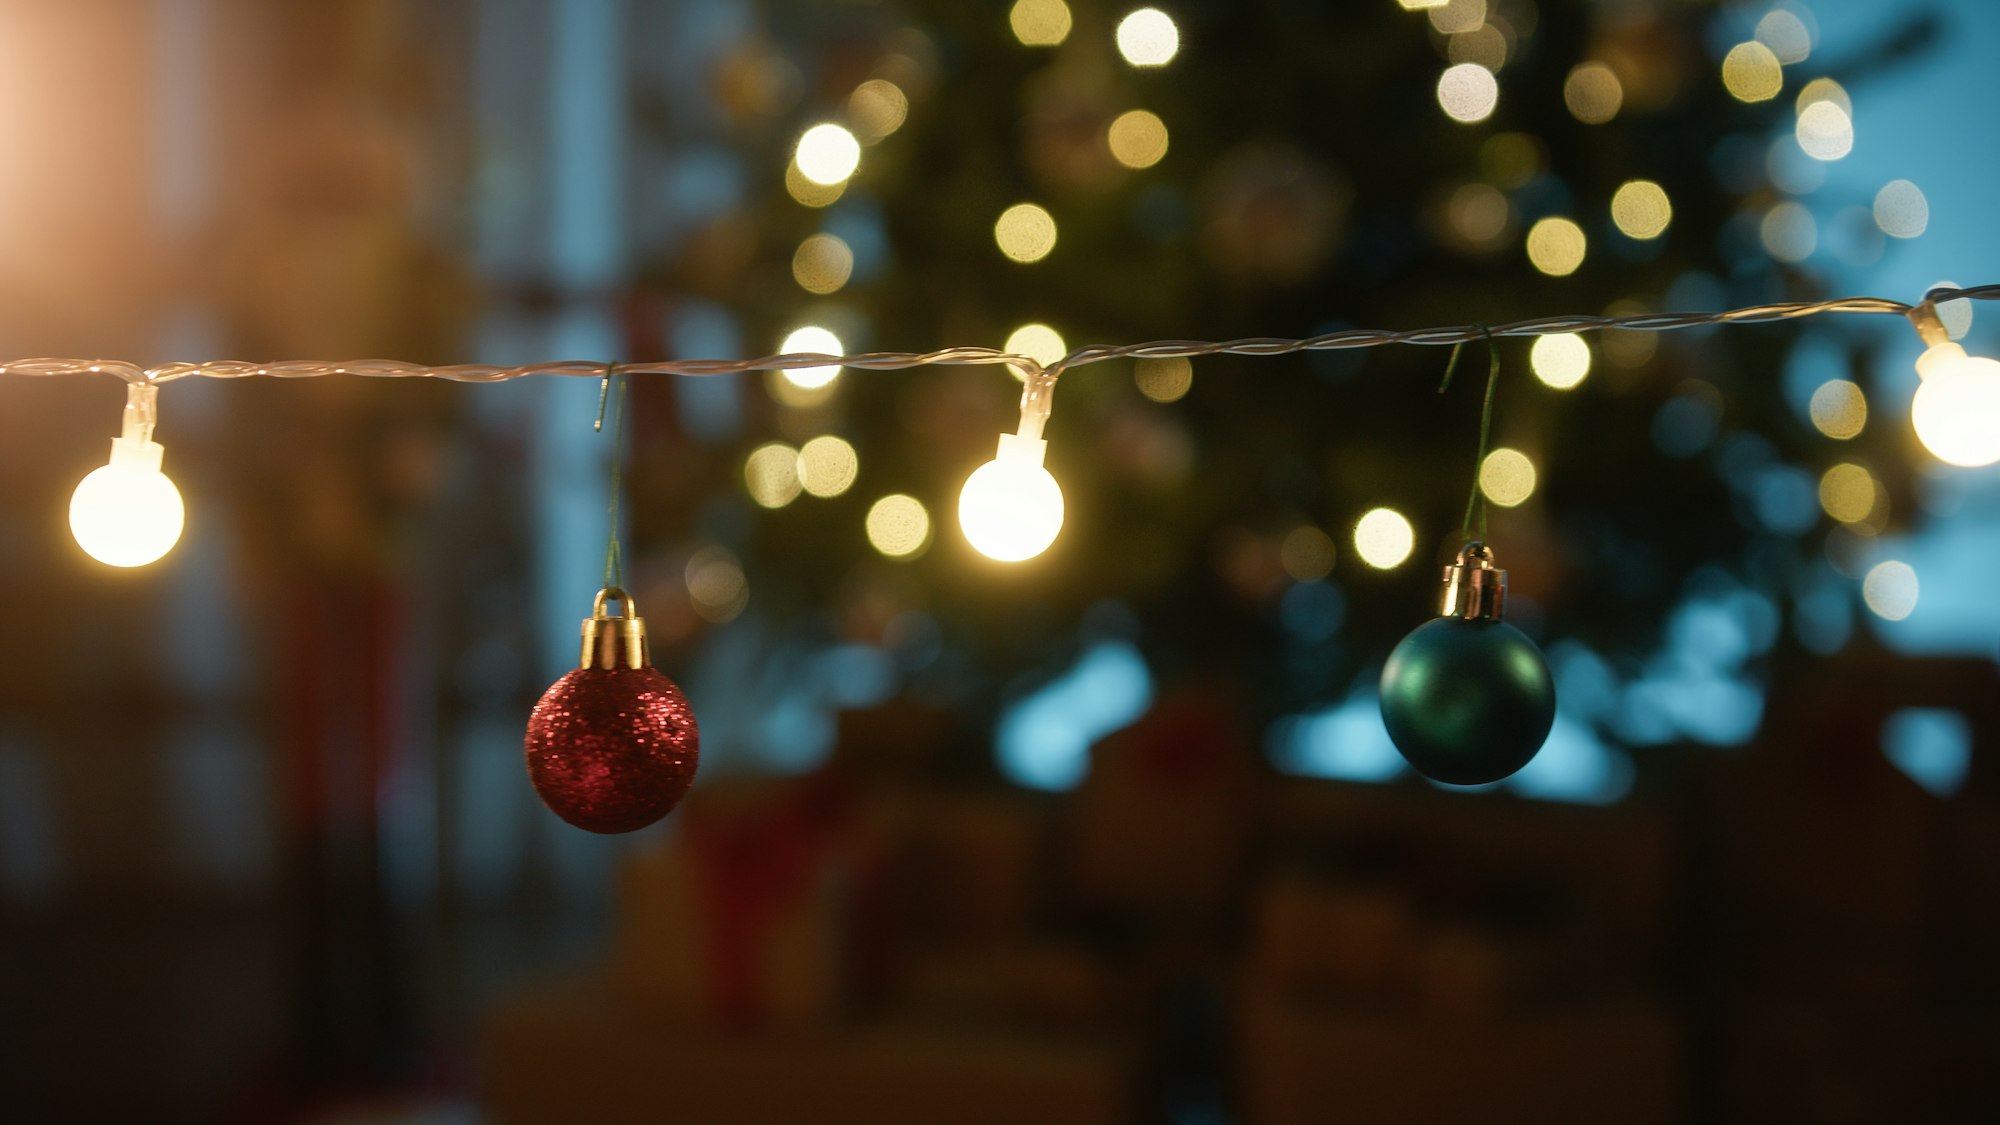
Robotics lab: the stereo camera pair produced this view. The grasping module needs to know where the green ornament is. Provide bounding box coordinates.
[1378,546,1555,786]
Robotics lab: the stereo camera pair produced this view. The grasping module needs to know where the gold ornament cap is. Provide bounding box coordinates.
[1440,543,1507,621]
[580,587,651,670]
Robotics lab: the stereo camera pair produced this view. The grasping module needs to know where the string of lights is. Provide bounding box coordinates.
[23,283,2000,570]
[3,284,1995,387]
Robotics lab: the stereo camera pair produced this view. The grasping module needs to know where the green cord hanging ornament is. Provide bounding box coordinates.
[1378,329,1555,785]
[1379,542,1554,785]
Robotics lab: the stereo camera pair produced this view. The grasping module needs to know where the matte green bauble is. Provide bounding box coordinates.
[1379,617,1555,785]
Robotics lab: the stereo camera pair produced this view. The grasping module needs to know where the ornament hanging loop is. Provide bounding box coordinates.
[581,586,650,671]
[1439,325,1501,547]
[1440,542,1507,622]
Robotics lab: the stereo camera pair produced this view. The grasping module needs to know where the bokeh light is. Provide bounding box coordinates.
[1601,310,1658,368]
[1808,379,1867,439]
[1009,0,1072,47]
[1447,25,1508,72]
[1108,109,1170,169]
[1354,508,1415,570]
[1862,560,1919,622]
[778,326,844,389]
[1721,42,1783,103]
[745,442,803,508]
[1873,180,1928,239]
[1115,8,1179,67]
[1818,463,1876,524]
[1134,356,1193,402]
[1531,332,1592,389]
[1563,62,1623,125]
[686,547,749,623]
[1755,9,1813,64]
[1610,180,1672,240]
[1426,0,1485,35]
[1478,448,1537,507]
[785,162,845,207]
[798,435,859,498]
[1437,63,1499,124]
[866,494,932,559]
[1005,324,1067,380]
[1797,77,1851,116]
[1796,100,1853,161]
[791,233,854,295]
[1448,182,1511,244]
[1929,280,1975,339]
[1800,75,1840,115]
[767,369,837,409]
[848,80,909,142]
[995,202,1058,263]
[1281,525,1337,582]
[794,123,861,185]
[1761,201,1817,262]
[1526,217,1586,276]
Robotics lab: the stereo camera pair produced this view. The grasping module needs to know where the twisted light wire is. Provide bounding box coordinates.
[1,284,1990,388]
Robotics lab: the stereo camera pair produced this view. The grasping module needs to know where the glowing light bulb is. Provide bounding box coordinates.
[1910,343,2000,468]
[958,432,1064,561]
[70,384,184,567]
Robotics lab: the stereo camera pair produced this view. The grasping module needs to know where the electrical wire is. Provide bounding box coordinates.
[2,284,1993,387]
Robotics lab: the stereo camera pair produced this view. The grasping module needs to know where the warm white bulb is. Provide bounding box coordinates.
[1911,343,2000,468]
[70,436,185,567]
[958,433,1064,562]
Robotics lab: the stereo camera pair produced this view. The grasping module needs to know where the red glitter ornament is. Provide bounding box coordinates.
[525,588,699,833]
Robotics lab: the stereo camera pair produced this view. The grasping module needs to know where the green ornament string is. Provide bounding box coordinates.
[1437,325,1500,547]
[595,365,630,596]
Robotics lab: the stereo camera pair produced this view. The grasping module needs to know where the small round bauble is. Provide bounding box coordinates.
[525,666,699,833]
[525,588,698,834]
[1379,617,1554,786]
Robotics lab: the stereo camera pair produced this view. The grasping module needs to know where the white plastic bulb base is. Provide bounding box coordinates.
[70,436,186,567]
[1911,342,2000,468]
[958,432,1065,562]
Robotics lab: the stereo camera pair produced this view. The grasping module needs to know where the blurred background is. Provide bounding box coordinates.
[1,0,1997,1121]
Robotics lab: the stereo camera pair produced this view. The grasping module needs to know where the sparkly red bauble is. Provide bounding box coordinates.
[524,666,700,834]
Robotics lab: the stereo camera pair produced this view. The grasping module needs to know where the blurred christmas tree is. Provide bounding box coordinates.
[609,0,1937,786]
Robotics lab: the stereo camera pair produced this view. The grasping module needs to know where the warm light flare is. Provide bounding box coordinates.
[1530,333,1591,389]
[778,326,845,390]
[1354,508,1415,570]
[794,123,861,185]
[1437,63,1498,124]
[1526,217,1586,276]
[70,437,184,567]
[959,433,1064,561]
[1115,9,1179,67]
[1911,343,2000,468]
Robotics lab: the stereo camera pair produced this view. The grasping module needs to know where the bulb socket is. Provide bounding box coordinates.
[107,435,166,473]
[1909,302,1952,349]
[580,587,650,670]
[995,430,1048,467]
[1440,543,1507,621]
